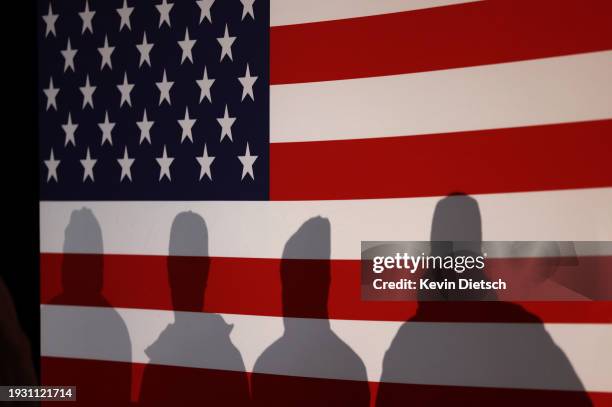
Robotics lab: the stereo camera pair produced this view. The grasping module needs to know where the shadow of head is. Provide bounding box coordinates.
[61,208,103,296]
[281,217,331,318]
[426,194,490,300]
[430,193,482,256]
[168,211,210,312]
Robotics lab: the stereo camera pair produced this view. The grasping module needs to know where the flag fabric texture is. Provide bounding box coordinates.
[38,0,612,405]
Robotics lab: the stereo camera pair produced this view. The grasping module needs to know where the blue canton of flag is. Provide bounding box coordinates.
[39,0,269,200]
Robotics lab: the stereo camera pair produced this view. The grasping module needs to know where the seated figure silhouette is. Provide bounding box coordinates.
[45,208,132,406]
[251,217,370,406]
[376,194,592,406]
[138,211,250,406]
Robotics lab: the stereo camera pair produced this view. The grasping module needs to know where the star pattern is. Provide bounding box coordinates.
[156,0,174,28]
[80,148,97,182]
[238,63,257,101]
[98,35,115,70]
[62,112,78,146]
[117,72,135,107]
[217,105,236,142]
[61,38,78,72]
[137,109,154,144]
[42,4,58,37]
[117,147,135,181]
[117,0,134,31]
[197,66,215,103]
[44,149,60,182]
[178,28,196,64]
[156,145,174,181]
[156,70,174,105]
[196,143,215,180]
[80,75,96,109]
[240,0,256,20]
[79,1,96,34]
[217,24,236,62]
[197,0,215,24]
[178,107,197,143]
[98,111,116,146]
[43,77,59,111]
[136,32,154,68]
[238,142,257,180]
[39,0,268,200]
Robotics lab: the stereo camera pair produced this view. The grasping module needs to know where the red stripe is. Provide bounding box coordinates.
[40,253,612,323]
[41,357,612,407]
[270,120,612,200]
[270,0,612,84]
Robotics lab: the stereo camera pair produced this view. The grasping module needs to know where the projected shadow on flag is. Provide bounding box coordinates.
[376,194,592,406]
[45,208,132,406]
[138,211,250,406]
[251,216,370,406]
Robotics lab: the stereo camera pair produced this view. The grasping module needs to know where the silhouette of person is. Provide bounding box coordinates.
[138,211,250,406]
[45,208,132,406]
[251,217,370,406]
[376,194,592,406]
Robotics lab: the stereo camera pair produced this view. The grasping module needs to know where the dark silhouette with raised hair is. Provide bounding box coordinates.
[376,194,592,406]
[251,217,370,406]
[138,211,250,406]
[45,208,132,406]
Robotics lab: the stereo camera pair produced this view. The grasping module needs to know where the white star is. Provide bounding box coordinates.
[116,0,134,31]
[196,66,215,103]
[156,145,174,181]
[117,72,134,107]
[137,109,154,144]
[62,112,78,146]
[98,35,115,70]
[80,75,96,109]
[117,147,135,182]
[80,148,97,182]
[217,24,236,62]
[43,77,59,111]
[196,144,215,181]
[178,107,196,143]
[217,105,236,142]
[136,32,154,67]
[156,0,173,28]
[238,142,258,180]
[79,1,95,34]
[196,0,214,24]
[42,4,58,38]
[156,70,174,105]
[178,28,196,64]
[98,111,115,146]
[240,0,255,20]
[44,149,60,182]
[61,38,78,72]
[238,63,258,101]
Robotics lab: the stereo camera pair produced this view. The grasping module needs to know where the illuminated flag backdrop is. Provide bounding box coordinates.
[39,0,612,405]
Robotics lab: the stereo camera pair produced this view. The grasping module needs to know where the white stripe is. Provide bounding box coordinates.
[41,305,612,392]
[270,51,612,143]
[40,188,612,259]
[270,0,481,27]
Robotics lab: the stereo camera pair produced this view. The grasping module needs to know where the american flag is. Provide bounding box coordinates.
[39,0,612,406]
